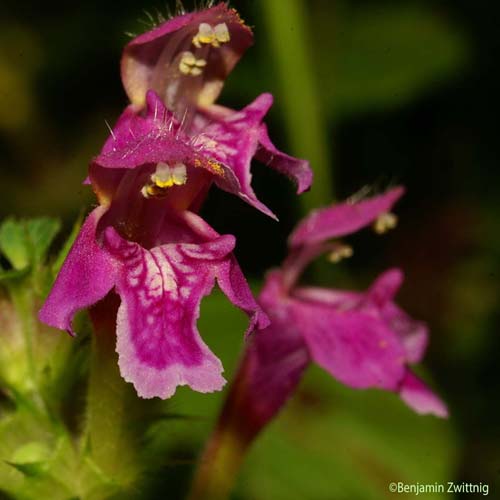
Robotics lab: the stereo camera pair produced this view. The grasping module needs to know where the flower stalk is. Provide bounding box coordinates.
[85,295,138,489]
[187,421,249,500]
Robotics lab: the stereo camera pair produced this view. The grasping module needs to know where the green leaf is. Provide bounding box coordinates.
[5,461,47,479]
[0,217,61,277]
[0,267,30,283]
[0,412,89,499]
[0,218,29,270]
[10,441,51,466]
[26,218,61,266]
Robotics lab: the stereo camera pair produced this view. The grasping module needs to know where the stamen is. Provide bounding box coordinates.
[179,51,207,76]
[327,244,353,263]
[193,23,215,48]
[373,212,398,234]
[151,162,187,187]
[192,22,230,48]
[142,162,188,198]
[170,163,188,185]
[214,23,230,44]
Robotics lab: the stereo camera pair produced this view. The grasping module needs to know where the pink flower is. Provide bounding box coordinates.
[221,188,447,440]
[39,203,269,399]
[121,2,253,114]
[38,92,282,398]
[39,3,312,400]
[116,3,312,218]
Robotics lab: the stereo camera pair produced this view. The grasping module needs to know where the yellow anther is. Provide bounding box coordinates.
[142,163,187,198]
[179,52,207,76]
[192,22,230,48]
[373,212,398,234]
[327,244,353,263]
[214,23,230,44]
[152,162,187,187]
[193,23,215,48]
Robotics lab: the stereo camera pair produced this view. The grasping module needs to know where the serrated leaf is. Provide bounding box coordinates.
[0,413,88,499]
[0,219,29,270]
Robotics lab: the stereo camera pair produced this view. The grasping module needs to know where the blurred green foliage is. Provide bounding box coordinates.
[0,0,499,498]
[314,2,468,116]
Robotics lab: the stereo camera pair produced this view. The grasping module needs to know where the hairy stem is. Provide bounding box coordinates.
[85,294,137,489]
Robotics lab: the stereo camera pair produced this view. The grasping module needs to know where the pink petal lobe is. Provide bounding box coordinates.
[38,206,117,335]
[104,227,235,399]
[216,255,270,335]
[289,187,405,248]
[399,371,449,418]
[367,269,428,363]
[292,300,407,391]
[256,124,312,194]
[198,94,278,219]
[196,93,312,219]
[91,91,239,203]
[158,210,267,333]
[366,268,404,305]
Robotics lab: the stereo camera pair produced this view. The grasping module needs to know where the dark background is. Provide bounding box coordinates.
[1,0,499,498]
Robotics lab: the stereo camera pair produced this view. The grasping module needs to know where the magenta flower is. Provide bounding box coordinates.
[121,3,253,114]
[39,73,310,401]
[117,3,313,218]
[39,202,266,399]
[220,188,447,440]
[39,3,312,399]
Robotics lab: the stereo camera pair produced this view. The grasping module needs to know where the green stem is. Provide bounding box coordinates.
[9,284,41,403]
[260,0,335,211]
[11,288,35,374]
[187,423,249,500]
[85,296,137,490]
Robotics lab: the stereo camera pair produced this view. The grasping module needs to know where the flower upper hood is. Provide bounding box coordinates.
[121,2,253,114]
